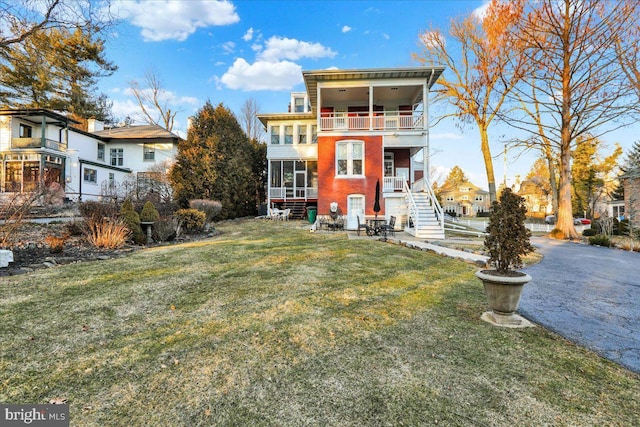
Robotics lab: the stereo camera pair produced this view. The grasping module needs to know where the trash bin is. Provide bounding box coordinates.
[307,207,317,223]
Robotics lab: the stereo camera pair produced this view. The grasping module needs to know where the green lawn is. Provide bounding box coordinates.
[1,219,638,426]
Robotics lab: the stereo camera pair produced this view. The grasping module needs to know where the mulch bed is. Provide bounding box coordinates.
[0,221,215,277]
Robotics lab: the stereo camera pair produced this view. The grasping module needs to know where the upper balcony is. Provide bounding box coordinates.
[303,67,444,133]
[319,110,424,132]
[11,137,67,151]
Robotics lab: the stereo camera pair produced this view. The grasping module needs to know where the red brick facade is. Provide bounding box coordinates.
[317,135,383,215]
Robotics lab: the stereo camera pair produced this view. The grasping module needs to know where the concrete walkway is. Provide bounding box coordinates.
[347,231,488,265]
[521,237,640,374]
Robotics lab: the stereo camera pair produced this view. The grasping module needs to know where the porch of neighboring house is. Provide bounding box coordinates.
[1,153,65,193]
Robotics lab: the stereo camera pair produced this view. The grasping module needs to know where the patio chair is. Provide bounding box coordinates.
[282,208,291,221]
[380,216,396,238]
[356,215,370,236]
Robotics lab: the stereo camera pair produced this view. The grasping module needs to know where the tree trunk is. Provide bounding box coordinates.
[557,144,578,238]
[544,143,558,216]
[480,125,497,202]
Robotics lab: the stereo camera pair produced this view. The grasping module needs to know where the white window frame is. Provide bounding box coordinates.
[110,148,123,166]
[298,124,307,144]
[336,140,364,177]
[270,125,280,145]
[143,143,155,161]
[284,126,293,144]
[83,167,97,183]
[97,143,105,161]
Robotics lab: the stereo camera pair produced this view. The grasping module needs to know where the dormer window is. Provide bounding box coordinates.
[294,97,305,113]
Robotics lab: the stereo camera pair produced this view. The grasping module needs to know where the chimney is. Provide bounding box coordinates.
[87,118,104,133]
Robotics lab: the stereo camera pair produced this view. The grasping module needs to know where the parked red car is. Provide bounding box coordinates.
[573,218,591,225]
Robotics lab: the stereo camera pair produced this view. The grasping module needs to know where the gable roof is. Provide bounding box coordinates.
[93,124,181,141]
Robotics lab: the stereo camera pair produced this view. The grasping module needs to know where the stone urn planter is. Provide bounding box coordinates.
[475,270,532,326]
[477,188,535,328]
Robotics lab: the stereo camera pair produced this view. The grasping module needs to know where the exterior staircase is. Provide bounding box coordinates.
[403,182,445,239]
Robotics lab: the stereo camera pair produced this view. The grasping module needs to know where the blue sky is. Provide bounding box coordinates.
[100,0,637,189]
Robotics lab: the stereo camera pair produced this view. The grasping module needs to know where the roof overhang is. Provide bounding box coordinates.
[0,108,80,127]
[257,113,315,128]
[302,66,445,113]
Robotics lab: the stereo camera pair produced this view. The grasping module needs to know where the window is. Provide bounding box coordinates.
[284,126,293,144]
[446,196,454,202]
[298,125,307,144]
[311,125,318,144]
[271,126,280,144]
[475,195,483,202]
[108,172,115,188]
[384,152,394,177]
[97,143,105,161]
[294,97,305,112]
[110,148,123,166]
[83,168,97,183]
[143,143,155,161]
[19,124,32,138]
[336,141,364,177]
[462,195,469,201]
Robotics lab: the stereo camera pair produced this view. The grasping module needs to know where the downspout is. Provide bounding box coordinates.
[424,68,436,191]
[78,162,82,201]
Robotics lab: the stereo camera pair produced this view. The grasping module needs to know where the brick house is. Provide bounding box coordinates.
[258,67,445,238]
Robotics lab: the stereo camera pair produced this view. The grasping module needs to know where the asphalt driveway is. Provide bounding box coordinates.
[520,237,640,374]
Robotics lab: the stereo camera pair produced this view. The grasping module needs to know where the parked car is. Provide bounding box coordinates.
[545,215,556,224]
[574,218,591,225]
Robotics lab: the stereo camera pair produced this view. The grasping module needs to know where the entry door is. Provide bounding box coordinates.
[295,170,306,198]
[347,195,365,230]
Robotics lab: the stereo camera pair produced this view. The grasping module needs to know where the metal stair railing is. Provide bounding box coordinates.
[403,180,445,237]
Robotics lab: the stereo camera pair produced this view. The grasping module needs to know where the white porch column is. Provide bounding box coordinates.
[267,160,272,209]
[422,80,429,191]
[369,85,374,131]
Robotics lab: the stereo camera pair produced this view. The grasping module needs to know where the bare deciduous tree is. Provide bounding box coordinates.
[128,71,178,132]
[414,0,526,202]
[0,0,113,48]
[505,0,639,239]
[240,98,264,142]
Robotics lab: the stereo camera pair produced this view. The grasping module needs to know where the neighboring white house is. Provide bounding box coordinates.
[0,108,180,202]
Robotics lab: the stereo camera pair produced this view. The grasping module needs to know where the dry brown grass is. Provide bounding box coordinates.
[0,219,638,426]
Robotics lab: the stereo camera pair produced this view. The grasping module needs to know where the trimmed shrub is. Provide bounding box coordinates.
[189,199,222,222]
[120,199,146,245]
[582,228,598,237]
[140,201,160,223]
[79,201,118,222]
[152,216,179,242]
[588,234,611,247]
[175,209,206,234]
[549,228,564,239]
[85,218,131,249]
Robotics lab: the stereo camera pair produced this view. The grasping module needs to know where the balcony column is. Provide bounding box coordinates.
[423,80,429,189]
[267,160,272,209]
[41,115,46,148]
[369,85,374,131]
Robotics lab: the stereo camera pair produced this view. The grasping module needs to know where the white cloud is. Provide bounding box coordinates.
[116,0,240,42]
[222,41,236,54]
[342,25,352,33]
[219,58,302,91]
[243,27,254,41]
[473,0,491,20]
[258,36,336,62]
[382,33,390,40]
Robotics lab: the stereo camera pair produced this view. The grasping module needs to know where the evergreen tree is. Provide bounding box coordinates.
[440,165,469,190]
[170,102,265,219]
[0,26,116,119]
[613,140,640,200]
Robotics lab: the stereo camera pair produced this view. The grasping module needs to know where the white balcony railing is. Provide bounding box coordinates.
[270,187,318,200]
[383,176,406,192]
[320,111,424,131]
